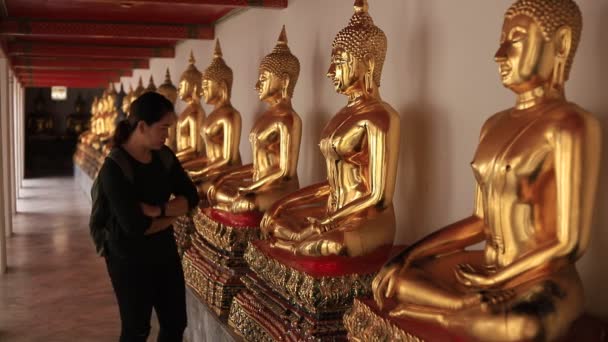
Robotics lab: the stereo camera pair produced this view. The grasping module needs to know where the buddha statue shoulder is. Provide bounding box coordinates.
[261,1,400,258]
[371,1,601,341]
[207,26,301,214]
[176,51,206,163]
[182,39,242,194]
[157,68,179,151]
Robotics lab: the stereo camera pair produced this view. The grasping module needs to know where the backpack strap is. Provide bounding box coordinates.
[108,148,134,183]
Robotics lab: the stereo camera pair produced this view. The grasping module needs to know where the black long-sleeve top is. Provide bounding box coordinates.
[99,145,199,263]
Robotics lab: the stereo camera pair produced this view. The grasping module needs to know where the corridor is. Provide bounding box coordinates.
[0,177,118,341]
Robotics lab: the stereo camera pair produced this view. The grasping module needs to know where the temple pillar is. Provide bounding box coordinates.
[0,58,8,274]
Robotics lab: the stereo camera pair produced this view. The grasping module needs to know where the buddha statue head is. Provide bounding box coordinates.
[328,0,387,97]
[98,90,107,114]
[496,0,582,96]
[91,96,98,117]
[201,39,233,106]
[179,51,203,103]
[256,26,300,103]
[145,75,157,93]
[157,68,178,105]
[106,83,118,113]
[122,85,134,115]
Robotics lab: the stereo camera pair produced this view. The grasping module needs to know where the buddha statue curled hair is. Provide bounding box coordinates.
[259,26,300,98]
[505,0,582,79]
[332,0,387,86]
[181,51,203,93]
[203,39,234,96]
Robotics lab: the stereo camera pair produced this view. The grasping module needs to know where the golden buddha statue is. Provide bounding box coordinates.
[66,94,90,137]
[175,51,206,163]
[133,76,146,99]
[27,91,54,136]
[261,1,399,258]
[227,7,402,340]
[157,68,179,151]
[122,85,134,116]
[182,39,242,195]
[207,26,301,214]
[145,75,157,93]
[367,1,601,341]
[105,83,119,136]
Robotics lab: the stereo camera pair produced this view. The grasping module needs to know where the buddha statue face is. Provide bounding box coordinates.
[178,79,198,102]
[255,70,287,103]
[201,78,225,105]
[496,0,581,94]
[327,47,371,95]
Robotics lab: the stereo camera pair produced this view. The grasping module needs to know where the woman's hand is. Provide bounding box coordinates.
[140,203,161,218]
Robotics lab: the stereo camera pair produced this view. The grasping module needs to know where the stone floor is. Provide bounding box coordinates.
[0,177,131,341]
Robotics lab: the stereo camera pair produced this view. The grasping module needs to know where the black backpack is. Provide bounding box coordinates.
[89,147,174,256]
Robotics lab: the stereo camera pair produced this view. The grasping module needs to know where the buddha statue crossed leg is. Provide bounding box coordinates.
[355,1,602,341]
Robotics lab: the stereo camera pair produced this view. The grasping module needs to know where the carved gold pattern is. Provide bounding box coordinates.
[244,242,374,314]
[192,209,260,253]
[344,299,425,342]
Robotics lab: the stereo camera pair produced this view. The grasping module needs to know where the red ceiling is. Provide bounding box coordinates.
[1,0,289,88]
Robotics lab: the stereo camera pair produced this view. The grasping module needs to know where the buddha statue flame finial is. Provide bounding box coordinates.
[189,50,196,65]
[146,75,157,92]
[354,0,368,13]
[259,25,300,98]
[333,0,386,87]
[203,39,234,96]
[505,0,582,81]
[213,39,223,58]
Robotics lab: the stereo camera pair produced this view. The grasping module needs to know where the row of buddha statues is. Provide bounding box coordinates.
[26,91,91,138]
[74,0,602,340]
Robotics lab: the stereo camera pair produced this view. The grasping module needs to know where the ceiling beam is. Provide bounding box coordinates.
[1,19,214,41]
[11,57,149,70]
[16,70,131,79]
[93,0,287,8]
[8,42,174,59]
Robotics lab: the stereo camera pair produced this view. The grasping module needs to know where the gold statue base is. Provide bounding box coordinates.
[181,208,262,318]
[344,298,608,342]
[74,142,103,178]
[227,240,403,341]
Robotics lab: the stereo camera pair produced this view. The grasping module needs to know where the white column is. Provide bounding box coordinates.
[6,71,15,236]
[0,59,13,241]
[0,58,8,275]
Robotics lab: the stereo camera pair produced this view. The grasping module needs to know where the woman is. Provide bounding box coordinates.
[98,92,199,342]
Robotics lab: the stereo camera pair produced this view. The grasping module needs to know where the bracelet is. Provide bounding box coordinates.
[160,203,166,217]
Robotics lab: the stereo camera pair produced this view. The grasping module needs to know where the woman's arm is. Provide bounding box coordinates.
[100,160,152,237]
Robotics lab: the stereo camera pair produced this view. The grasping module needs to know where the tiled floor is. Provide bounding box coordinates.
[0,177,120,341]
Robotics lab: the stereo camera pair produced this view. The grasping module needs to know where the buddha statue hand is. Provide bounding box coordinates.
[271,233,346,256]
[372,260,406,310]
[454,263,496,288]
[230,196,255,213]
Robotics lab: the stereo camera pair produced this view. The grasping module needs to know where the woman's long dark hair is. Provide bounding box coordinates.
[113,91,174,146]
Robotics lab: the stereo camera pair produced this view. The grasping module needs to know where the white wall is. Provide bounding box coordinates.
[118,0,608,318]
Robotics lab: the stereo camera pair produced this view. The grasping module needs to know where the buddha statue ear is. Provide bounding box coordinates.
[551,26,572,92]
[363,53,375,94]
[281,73,291,99]
[220,80,229,102]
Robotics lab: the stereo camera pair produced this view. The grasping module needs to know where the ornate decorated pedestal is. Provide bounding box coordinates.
[228,240,403,341]
[182,208,263,318]
[344,298,608,342]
